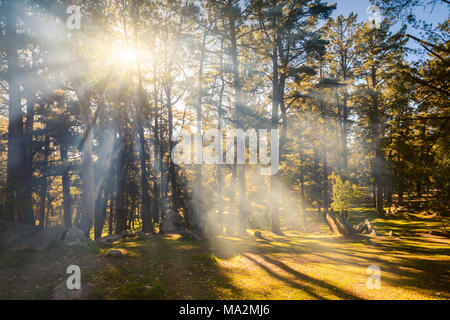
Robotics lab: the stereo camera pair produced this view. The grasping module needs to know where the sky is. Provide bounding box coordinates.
[325,0,448,23]
[324,0,450,60]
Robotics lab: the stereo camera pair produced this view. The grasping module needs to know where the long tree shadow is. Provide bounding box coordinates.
[259,254,363,300]
[241,253,326,299]
[204,231,449,299]
[242,253,363,300]
[301,240,450,297]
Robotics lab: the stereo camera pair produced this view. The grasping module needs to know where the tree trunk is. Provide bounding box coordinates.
[109,190,114,235]
[398,181,404,205]
[78,97,96,237]
[152,83,161,223]
[326,211,364,241]
[217,44,226,234]
[167,89,180,215]
[300,178,307,226]
[60,144,72,227]
[94,186,106,239]
[115,125,128,234]
[137,118,154,233]
[39,137,50,227]
[5,0,31,224]
[269,35,281,235]
[323,154,329,214]
[195,31,207,200]
[24,94,35,224]
[372,67,385,217]
[228,12,247,235]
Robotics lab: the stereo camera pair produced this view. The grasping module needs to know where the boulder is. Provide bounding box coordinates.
[17,224,68,251]
[160,209,184,234]
[0,220,40,248]
[121,231,138,238]
[106,249,123,257]
[180,230,203,241]
[160,219,178,233]
[49,281,96,300]
[254,231,264,239]
[0,221,88,251]
[96,234,121,243]
[62,226,87,246]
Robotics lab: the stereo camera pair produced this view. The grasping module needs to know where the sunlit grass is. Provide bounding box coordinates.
[1,205,449,299]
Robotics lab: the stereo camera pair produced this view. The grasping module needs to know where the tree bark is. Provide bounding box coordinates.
[60,144,72,227]
[39,137,50,227]
[371,67,385,217]
[5,0,32,224]
[270,36,281,235]
[228,11,247,235]
[78,96,96,236]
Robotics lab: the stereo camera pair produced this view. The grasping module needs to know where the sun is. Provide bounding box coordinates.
[118,48,136,64]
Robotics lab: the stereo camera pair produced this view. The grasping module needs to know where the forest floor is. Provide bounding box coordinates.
[0,205,449,300]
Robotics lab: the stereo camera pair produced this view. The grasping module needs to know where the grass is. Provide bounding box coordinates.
[0,204,449,300]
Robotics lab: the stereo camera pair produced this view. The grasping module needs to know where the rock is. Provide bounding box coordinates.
[160,220,177,233]
[180,230,203,241]
[106,249,123,257]
[121,231,138,238]
[96,234,121,243]
[62,226,86,246]
[166,208,183,223]
[17,224,67,251]
[137,231,152,237]
[0,220,40,248]
[160,209,184,234]
[254,231,264,239]
[50,281,96,300]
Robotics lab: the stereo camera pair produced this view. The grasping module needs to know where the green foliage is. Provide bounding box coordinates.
[331,175,361,212]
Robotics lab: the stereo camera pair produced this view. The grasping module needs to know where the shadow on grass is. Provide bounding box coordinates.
[245,253,363,300]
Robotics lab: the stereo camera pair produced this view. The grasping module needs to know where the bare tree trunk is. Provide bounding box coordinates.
[132,3,154,234]
[167,86,180,214]
[137,119,154,233]
[5,0,31,224]
[39,137,50,227]
[341,93,349,173]
[108,190,114,235]
[79,97,96,236]
[60,144,72,227]
[270,40,281,235]
[372,67,385,217]
[217,44,226,234]
[94,186,106,239]
[24,93,35,224]
[115,123,128,234]
[300,177,306,226]
[323,153,329,214]
[195,31,207,199]
[152,81,161,222]
[228,11,247,235]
